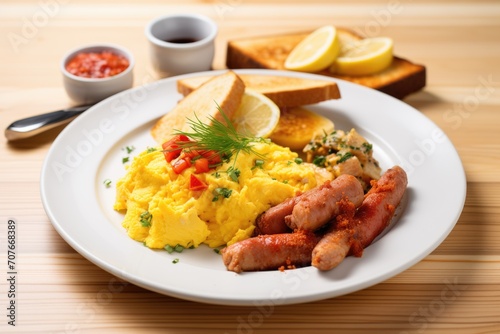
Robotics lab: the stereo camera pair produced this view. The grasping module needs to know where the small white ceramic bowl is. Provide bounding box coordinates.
[61,44,134,105]
[145,13,217,77]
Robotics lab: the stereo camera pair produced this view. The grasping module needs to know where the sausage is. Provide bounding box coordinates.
[253,195,302,236]
[255,175,363,235]
[311,229,351,271]
[312,166,408,271]
[221,230,319,273]
[352,165,408,248]
[285,174,364,231]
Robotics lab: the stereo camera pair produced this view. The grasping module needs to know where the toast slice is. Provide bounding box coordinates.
[151,71,245,144]
[269,106,335,151]
[177,74,341,108]
[226,28,426,99]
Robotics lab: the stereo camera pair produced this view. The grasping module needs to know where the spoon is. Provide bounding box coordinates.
[4,105,93,141]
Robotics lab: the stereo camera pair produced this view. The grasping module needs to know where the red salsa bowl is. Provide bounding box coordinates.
[61,44,134,104]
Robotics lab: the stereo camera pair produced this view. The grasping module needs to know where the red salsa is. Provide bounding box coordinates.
[65,51,129,78]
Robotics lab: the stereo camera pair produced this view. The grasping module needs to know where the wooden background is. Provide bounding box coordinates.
[1,0,499,333]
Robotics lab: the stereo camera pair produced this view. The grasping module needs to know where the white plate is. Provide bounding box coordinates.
[41,69,466,306]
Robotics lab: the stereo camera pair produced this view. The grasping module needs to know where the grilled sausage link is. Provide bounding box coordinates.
[221,230,319,273]
[285,174,364,231]
[312,166,408,271]
[253,195,302,236]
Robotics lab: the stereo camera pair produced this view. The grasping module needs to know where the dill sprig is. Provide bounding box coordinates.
[173,104,267,164]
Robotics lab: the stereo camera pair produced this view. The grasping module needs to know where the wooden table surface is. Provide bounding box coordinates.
[1,1,499,333]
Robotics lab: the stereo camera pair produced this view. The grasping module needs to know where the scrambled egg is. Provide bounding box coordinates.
[114,142,323,249]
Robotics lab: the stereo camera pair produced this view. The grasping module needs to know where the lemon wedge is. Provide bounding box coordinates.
[284,25,340,72]
[232,89,280,138]
[332,37,393,76]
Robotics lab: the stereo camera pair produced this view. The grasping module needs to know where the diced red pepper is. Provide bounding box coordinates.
[200,150,222,165]
[183,149,200,159]
[163,149,180,163]
[162,135,190,162]
[161,134,222,177]
[171,157,191,174]
[189,174,208,191]
[194,158,210,174]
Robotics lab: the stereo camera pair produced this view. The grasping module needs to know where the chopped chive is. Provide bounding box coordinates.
[212,187,232,201]
[123,145,135,154]
[337,152,354,163]
[165,244,185,253]
[227,167,240,182]
[362,142,373,153]
[103,179,112,188]
[312,155,326,167]
[140,211,152,227]
[252,159,265,170]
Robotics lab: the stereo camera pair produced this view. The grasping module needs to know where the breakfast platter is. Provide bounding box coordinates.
[40,69,465,306]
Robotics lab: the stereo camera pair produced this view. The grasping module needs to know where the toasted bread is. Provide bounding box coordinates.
[269,106,334,151]
[151,71,245,144]
[177,74,341,108]
[226,28,426,99]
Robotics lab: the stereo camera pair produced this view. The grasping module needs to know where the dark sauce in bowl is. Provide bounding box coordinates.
[164,37,199,44]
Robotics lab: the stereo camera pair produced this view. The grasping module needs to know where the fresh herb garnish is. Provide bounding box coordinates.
[121,145,136,164]
[252,159,265,170]
[212,187,232,201]
[103,179,112,188]
[140,211,152,227]
[173,106,267,170]
[165,244,184,253]
[123,145,135,154]
[172,258,179,264]
[227,166,241,182]
[362,142,373,153]
[338,152,354,163]
[313,155,327,167]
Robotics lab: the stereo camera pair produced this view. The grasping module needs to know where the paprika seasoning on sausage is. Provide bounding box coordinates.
[65,51,129,78]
